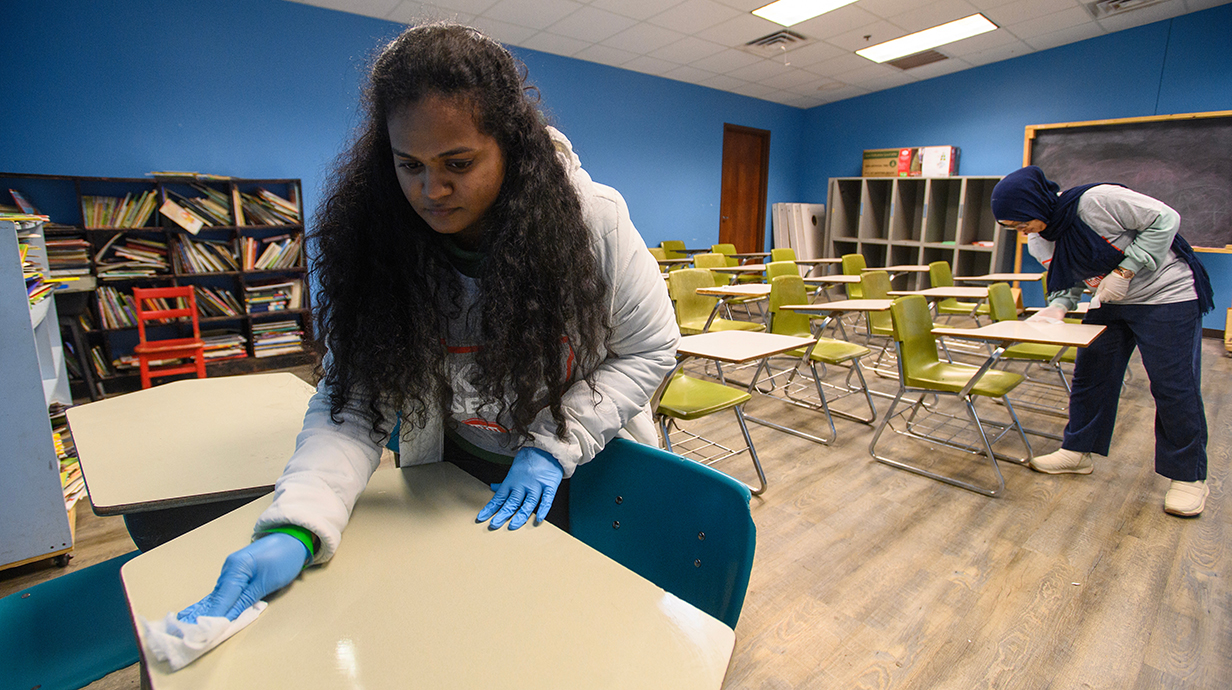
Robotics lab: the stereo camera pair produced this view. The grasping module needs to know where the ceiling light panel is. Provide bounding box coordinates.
[857,13,998,63]
[752,0,861,27]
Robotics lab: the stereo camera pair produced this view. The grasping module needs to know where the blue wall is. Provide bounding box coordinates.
[800,3,1232,326]
[0,0,803,252]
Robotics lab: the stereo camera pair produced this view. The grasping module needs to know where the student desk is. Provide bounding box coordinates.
[780,298,894,341]
[953,272,1045,283]
[121,462,735,689]
[696,283,772,328]
[65,373,316,550]
[862,264,931,283]
[803,273,861,301]
[728,251,769,263]
[709,264,766,276]
[791,257,840,277]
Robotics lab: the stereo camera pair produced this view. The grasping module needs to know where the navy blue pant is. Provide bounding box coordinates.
[1064,300,1207,481]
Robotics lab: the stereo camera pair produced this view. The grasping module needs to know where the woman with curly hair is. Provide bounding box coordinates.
[178,23,679,623]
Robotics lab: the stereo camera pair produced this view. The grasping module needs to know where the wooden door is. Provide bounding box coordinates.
[719,124,770,251]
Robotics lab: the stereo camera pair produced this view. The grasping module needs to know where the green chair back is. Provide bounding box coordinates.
[570,438,756,629]
[986,282,1018,322]
[841,253,866,299]
[770,247,797,262]
[768,275,812,337]
[648,246,667,261]
[692,252,733,287]
[890,295,941,379]
[765,260,798,280]
[859,270,894,335]
[928,260,955,287]
[711,243,739,267]
[660,240,687,260]
[669,268,718,329]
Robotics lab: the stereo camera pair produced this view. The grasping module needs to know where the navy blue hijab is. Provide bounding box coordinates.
[991,166,1214,314]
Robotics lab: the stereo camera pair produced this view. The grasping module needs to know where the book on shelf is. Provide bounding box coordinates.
[194,285,243,317]
[96,286,137,329]
[173,236,239,273]
[239,188,301,225]
[96,236,169,279]
[44,237,92,278]
[201,329,248,361]
[82,190,158,229]
[244,277,302,313]
[244,233,303,270]
[159,198,205,235]
[165,186,233,227]
[251,318,305,357]
[147,171,232,182]
[49,404,87,511]
[90,345,114,378]
[9,188,39,214]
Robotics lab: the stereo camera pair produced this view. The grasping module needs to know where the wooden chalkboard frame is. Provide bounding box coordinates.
[1014,110,1232,272]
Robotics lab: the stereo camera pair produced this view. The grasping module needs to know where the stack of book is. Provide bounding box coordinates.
[167,185,234,226]
[44,229,92,279]
[90,345,113,378]
[96,285,137,328]
[194,285,243,318]
[240,188,301,225]
[173,237,240,274]
[81,190,159,228]
[201,330,248,361]
[252,319,305,357]
[242,233,303,270]
[244,278,302,313]
[19,238,57,307]
[49,405,87,511]
[95,235,169,279]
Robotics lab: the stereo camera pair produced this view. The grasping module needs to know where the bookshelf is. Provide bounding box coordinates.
[1,218,76,571]
[824,176,1013,288]
[1,173,314,399]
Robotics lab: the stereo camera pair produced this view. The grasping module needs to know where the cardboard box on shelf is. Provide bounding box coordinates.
[920,146,960,177]
[862,148,901,177]
[897,148,922,177]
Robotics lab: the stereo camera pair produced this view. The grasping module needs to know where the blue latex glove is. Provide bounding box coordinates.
[176,533,309,623]
[476,447,564,530]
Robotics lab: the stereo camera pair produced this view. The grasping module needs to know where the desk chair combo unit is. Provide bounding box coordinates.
[693,252,765,319]
[131,286,207,390]
[985,282,1076,417]
[868,295,1034,497]
[928,261,989,324]
[668,268,765,336]
[742,275,878,445]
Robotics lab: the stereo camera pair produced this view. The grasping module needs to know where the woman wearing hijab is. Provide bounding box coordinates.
[991,166,1214,517]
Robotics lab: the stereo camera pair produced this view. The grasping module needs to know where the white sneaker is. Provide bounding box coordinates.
[1029,448,1093,475]
[1164,480,1208,517]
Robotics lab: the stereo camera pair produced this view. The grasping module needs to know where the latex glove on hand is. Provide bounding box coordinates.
[477,447,564,530]
[1026,303,1068,324]
[1093,269,1131,306]
[176,532,309,623]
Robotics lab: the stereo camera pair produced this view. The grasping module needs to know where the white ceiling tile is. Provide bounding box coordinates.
[663,64,719,82]
[468,14,540,42]
[545,6,637,41]
[803,51,874,77]
[813,84,872,103]
[982,0,1084,27]
[852,69,917,91]
[589,0,686,21]
[759,67,828,89]
[649,36,729,64]
[836,61,906,82]
[857,0,933,20]
[775,93,821,109]
[300,0,403,16]
[481,0,584,30]
[697,73,751,90]
[711,0,769,12]
[790,5,882,40]
[518,31,591,55]
[386,2,476,24]
[602,23,687,53]
[888,0,983,33]
[824,20,909,52]
[420,0,503,13]
[959,37,1034,65]
[935,26,1019,55]
[1185,0,1232,11]
[1023,20,1105,50]
[621,55,683,77]
[648,0,743,33]
[571,42,641,66]
[1097,1,1191,32]
[693,13,783,46]
[964,0,1023,9]
[1005,7,1093,40]
[787,78,849,95]
[776,40,848,67]
[899,55,973,79]
[728,81,779,98]
[728,58,798,82]
[688,47,764,72]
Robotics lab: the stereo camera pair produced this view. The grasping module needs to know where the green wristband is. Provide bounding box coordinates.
[263,525,318,567]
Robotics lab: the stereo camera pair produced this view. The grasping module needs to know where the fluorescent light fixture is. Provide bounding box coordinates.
[752,0,860,27]
[856,14,998,63]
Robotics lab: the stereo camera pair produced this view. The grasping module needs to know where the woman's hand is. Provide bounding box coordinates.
[176,533,309,623]
[476,447,563,530]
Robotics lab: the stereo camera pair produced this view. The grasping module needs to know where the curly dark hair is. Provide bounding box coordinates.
[311,23,610,443]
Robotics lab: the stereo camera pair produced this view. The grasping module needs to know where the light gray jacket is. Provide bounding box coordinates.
[253,129,680,563]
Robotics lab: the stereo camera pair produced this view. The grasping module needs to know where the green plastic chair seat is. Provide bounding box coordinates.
[678,317,765,335]
[937,299,990,315]
[787,337,870,364]
[1003,342,1077,363]
[658,374,752,420]
[904,361,1024,396]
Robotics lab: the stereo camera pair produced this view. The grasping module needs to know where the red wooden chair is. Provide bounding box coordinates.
[131,286,206,389]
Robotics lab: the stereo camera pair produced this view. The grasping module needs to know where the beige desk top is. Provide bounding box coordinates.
[889,286,990,299]
[954,272,1045,282]
[803,274,861,284]
[728,252,769,259]
[1026,303,1090,315]
[65,373,315,515]
[678,331,816,364]
[710,264,766,273]
[657,258,692,265]
[792,258,841,265]
[696,284,772,298]
[779,299,895,314]
[121,463,734,689]
[862,264,930,272]
[931,321,1106,348]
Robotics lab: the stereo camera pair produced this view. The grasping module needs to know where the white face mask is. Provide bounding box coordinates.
[1026,233,1054,266]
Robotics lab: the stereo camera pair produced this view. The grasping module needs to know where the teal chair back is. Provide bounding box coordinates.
[570,438,756,629]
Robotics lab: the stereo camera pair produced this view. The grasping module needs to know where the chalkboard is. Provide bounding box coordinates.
[1027,112,1232,249]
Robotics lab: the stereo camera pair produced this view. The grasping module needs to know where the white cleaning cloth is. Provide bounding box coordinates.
[138,601,267,671]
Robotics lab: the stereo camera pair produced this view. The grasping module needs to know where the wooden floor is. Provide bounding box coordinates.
[4,341,1229,689]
